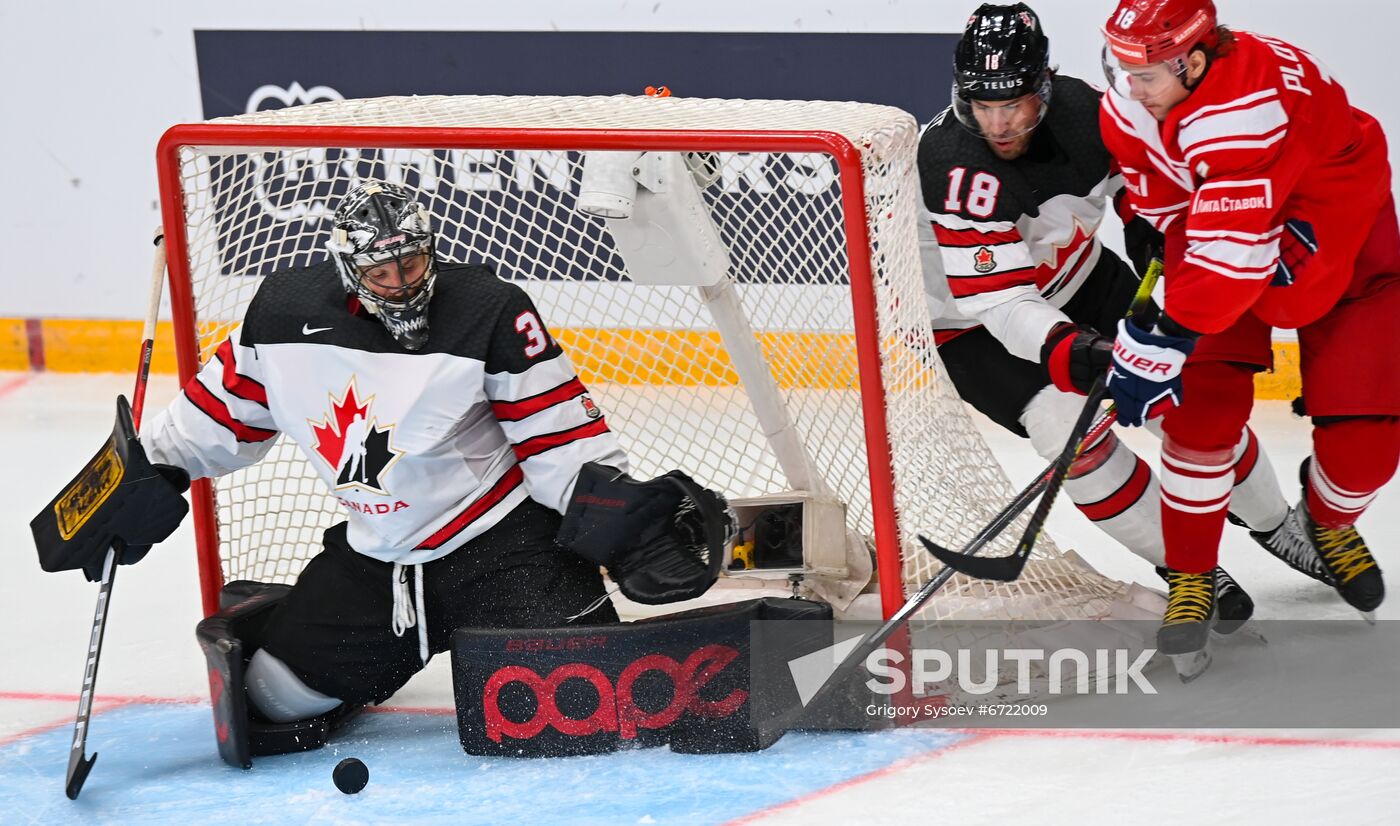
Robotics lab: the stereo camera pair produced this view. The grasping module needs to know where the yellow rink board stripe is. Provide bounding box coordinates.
[0,317,1303,400]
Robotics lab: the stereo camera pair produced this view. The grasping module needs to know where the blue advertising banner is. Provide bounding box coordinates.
[193,31,955,121]
[187,31,956,283]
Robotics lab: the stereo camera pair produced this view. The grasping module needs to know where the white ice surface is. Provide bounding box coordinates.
[3,372,1399,824]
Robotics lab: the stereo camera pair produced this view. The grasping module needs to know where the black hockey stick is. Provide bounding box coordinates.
[921,378,1108,581]
[921,258,1163,583]
[787,408,1119,729]
[66,232,166,800]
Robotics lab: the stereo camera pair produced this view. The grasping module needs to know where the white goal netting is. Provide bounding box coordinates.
[158,93,1129,623]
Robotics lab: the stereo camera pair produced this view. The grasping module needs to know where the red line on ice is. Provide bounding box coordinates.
[721,733,996,826]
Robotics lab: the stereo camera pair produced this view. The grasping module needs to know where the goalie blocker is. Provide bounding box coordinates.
[30,395,189,581]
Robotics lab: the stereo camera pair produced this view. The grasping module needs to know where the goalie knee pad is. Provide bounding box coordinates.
[196,581,361,768]
[246,649,343,724]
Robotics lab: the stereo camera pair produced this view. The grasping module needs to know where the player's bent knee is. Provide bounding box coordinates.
[1020,385,1093,462]
[246,649,342,723]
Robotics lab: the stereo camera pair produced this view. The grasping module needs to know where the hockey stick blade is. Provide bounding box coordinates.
[926,259,1161,584]
[918,535,1029,582]
[66,753,96,801]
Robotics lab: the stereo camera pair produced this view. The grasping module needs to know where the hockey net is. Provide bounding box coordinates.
[156,93,1131,625]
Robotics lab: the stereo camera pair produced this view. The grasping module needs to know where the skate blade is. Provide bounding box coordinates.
[1360,611,1378,625]
[1168,649,1212,683]
[1212,620,1267,647]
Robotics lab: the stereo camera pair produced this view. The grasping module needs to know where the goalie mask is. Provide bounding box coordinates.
[951,3,1053,143]
[327,181,438,350]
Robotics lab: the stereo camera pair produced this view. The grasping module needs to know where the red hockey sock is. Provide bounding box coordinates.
[1160,438,1234,573]
[1158,361,1257,573]
[1307,417,1400,527]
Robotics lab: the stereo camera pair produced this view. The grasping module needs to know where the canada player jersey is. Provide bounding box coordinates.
[1100,31,1392,333]
[143,261,629,565]
[919,74,1123,362]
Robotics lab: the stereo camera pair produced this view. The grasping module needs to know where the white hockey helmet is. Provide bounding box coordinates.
[326,181,438,350]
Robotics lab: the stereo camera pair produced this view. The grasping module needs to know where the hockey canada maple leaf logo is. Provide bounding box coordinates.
[1036,219,1095,290]
[973,246,997,273]
[308,380,404,494]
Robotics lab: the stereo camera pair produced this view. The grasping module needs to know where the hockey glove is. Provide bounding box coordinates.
[1273,218,1318,287]
[30,395,191,581]
[558,463,734,604]
[1042,322,1114,396]
[1107,318,1195,427]
[1122,215,1166,281]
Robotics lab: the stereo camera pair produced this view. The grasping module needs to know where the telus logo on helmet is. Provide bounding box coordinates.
[481,644,748,742]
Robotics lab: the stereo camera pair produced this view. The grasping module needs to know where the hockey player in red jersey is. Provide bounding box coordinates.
[922,3,1285,622]
[1099,0,1398,655]
[38,181,732,764]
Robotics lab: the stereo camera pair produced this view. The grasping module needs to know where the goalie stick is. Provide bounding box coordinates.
[65,231,166,801]
[921,258,1162,582]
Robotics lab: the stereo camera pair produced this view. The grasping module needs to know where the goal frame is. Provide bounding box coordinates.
[155,122,906,620]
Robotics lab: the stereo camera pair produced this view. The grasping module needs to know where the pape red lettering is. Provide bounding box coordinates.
[481,645,748,743]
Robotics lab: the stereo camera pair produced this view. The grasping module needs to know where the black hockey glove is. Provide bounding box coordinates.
[1042,322,1114,396]
[557,463,734,605]
[31,395,190,582]
[1122,215,1166,280]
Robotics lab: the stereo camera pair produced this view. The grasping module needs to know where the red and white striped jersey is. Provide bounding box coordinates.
[1100,31,1392,333]
[143,261,629,565]
[918,75,1125,362]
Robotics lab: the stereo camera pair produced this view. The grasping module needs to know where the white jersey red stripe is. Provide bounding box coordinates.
[144,260,629,566]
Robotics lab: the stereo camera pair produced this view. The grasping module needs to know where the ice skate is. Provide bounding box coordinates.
[1229,511,1332,586]
[1157,565,1252,636]
[1158,568,1216,682]
[1294,502,1385,614]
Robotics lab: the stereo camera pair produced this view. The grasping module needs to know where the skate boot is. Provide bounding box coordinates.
[1227,511,1332,585]
[1158,568,1216,681]
[1293,502,1385,614]
[1156,565,1252,635]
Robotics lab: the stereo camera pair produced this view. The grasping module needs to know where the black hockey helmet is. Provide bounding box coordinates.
[951,3,1053,137]
[326,181,438,350]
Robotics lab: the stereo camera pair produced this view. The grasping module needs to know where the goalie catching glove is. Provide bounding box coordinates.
[556,463,736,604]
[30,395,190,581]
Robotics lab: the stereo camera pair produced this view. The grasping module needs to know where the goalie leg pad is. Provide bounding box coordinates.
[196,581,362,768]
[451,596,842,758]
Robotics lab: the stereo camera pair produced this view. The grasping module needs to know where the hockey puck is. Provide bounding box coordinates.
[333,757,369,794]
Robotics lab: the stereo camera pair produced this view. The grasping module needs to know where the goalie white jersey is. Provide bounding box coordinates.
[144,260,628,565]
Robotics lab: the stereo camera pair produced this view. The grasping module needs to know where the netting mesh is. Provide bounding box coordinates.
[163,94,1127,621]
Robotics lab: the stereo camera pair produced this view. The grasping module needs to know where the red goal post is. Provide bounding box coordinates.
[153,94,1128,625]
